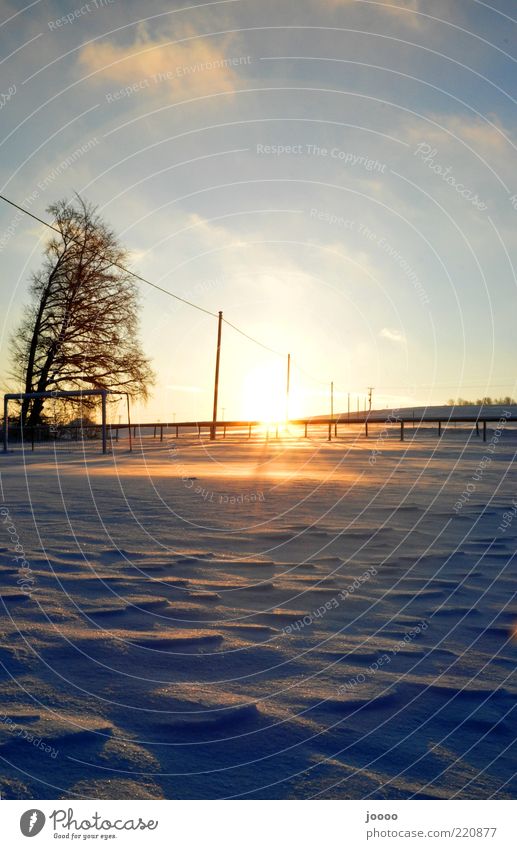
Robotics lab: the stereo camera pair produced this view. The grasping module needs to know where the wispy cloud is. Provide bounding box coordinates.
[78,24,249,99]
[322,0,431,30]
[380,327,406,343]
[406,113,513,155]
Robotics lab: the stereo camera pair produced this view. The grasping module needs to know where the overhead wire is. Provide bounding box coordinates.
[0,191,321,375]
[4,191,507,405]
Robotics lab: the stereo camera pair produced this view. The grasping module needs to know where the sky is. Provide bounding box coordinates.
[0,0,516,423]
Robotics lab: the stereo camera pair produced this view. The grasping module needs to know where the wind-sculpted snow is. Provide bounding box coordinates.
[0,431,515,799]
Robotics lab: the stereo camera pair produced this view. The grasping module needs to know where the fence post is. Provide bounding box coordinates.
[400,421,404,441]
[101,391,107,454]
[210,311,223,440]
[3,396,8,452]
[483,421,487,442]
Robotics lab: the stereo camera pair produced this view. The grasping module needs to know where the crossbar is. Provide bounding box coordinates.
[3,389,131,454]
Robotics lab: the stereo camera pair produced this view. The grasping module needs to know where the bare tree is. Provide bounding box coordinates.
[447,396,515,407]
[10,197,155,426]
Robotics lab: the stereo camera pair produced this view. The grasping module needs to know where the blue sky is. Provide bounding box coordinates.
[0,0,516,421]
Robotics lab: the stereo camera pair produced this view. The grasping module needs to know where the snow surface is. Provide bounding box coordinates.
[0,423,515,799]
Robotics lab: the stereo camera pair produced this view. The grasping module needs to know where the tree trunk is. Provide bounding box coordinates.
[21,257,65,426]
[26,344,59,427]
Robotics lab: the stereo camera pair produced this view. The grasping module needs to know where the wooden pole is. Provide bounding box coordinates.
[210,311,223,440]
[3,395,8,452]
[126,395,132,453]
[400,421,404,441]
[348,392,350,423]
[365,420,368,438]
[101,391,107,455]
[438,421,442,437]
[483,421,487,442]
[328,381,333,442]
[286,353,291,422]
[304,422,308,438]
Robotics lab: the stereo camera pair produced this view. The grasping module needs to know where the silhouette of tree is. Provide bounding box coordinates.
[10,197,155,426]
[447,396,515,407]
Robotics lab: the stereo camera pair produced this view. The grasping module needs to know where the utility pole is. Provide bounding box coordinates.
[328,381,333,441]
[210,311,223,440]
[367,386,374,414]
[286,353,291,422]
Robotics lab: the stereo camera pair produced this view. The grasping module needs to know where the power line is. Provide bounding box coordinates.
[0,191,327,369]
[0,192,218,318]
[295,366,329,387]
[1,191,339,370]
[222,317,285,358]
[5,192,509,405]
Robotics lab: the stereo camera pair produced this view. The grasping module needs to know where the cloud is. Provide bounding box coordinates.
[405,113,513,155]
[325,0,422,8]
[322,0,429,29]
[78,25,249,99]
[380,327,406,343]
[403,112,516,195]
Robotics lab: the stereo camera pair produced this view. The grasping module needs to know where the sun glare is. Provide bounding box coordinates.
[242,365,286,424]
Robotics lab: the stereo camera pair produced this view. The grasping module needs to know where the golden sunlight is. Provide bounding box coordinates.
[241,365,286,423]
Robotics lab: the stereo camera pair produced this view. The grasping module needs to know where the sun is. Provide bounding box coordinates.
[241,365,285,424]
